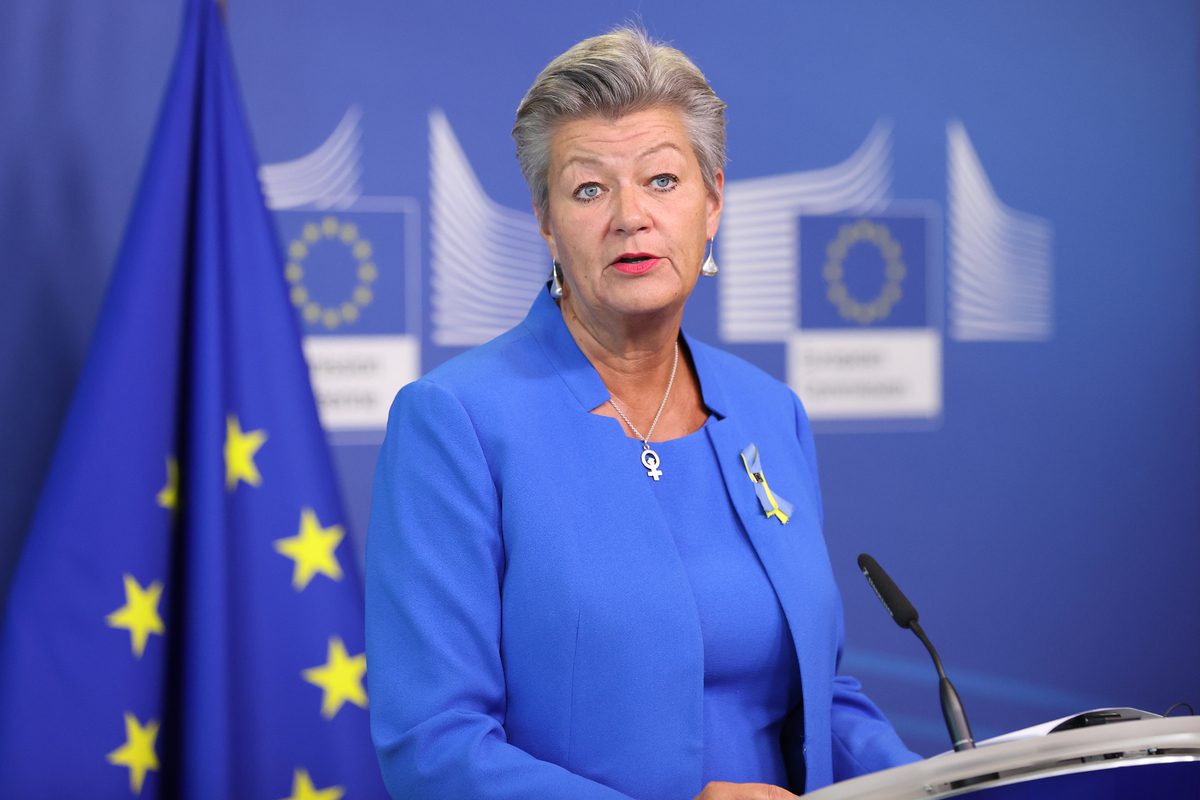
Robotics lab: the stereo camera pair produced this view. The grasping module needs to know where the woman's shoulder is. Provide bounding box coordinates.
[420,326,534,386]
[687,335,803,413]
[388,322,552,423]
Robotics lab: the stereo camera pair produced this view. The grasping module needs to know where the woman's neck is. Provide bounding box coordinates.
[558,294,682,408]
[556,293,709,444]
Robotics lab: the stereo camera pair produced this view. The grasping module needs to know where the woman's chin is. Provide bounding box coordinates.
[601,295,686,325]
[597,272,691,318]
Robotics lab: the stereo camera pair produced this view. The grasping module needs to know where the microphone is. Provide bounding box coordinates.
[858,553,975,752]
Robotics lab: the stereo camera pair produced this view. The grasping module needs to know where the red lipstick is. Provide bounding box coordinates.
[610,252,660,275]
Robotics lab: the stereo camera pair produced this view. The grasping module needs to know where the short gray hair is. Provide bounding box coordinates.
[513,26,727,219]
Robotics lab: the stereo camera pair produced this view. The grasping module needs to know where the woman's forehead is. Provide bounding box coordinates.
[549,108,694,174]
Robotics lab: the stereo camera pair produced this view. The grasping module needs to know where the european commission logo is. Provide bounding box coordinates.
[279,215,396,335]
[260,107,421,439]
[799,215,929,330]
[792,212,942,424]
[718,120,1052,429]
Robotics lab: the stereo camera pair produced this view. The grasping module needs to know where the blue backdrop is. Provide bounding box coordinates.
[2,0,1197,759]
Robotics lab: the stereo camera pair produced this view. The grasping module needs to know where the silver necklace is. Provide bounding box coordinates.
[608,342,679,481]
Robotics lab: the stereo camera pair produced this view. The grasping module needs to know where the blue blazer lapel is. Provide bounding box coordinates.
[703,398,838,791]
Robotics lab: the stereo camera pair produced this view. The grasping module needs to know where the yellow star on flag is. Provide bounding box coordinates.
[302,636,367,719]
[280,768,345,800]
[156,455,178,510]
[106,712,160,795]
[105,574,165,658]
[225,414,267,491]
[274,508,345,591]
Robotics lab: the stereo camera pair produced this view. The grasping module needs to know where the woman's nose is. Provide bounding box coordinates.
[610,188,650,235]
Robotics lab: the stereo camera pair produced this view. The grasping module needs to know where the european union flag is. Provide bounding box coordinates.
[0,2,387,797]
[798,213,932,330]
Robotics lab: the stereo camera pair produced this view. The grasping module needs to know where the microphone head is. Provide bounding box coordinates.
[858,553,919,629]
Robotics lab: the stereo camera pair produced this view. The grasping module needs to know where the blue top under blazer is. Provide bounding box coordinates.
[366,286,918,799]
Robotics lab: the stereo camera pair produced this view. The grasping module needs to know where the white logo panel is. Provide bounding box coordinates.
[303,335,420,431]
[788,329,942,420]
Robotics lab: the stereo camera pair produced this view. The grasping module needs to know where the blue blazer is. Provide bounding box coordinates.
[366,288,917,799]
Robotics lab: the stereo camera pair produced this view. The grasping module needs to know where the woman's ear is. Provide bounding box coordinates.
[534,200,559,262]
[706,170,724,239]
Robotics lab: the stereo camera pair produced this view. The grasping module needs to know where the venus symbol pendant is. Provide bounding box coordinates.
[641,447,662,480]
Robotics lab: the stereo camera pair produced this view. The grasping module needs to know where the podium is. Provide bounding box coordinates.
[804,716,1200,798]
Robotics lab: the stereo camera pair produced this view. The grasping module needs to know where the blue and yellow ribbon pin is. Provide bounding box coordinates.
[740,443,793,525]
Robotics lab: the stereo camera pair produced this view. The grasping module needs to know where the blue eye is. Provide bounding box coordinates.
[574,183,602,201]
[651,174,678,190]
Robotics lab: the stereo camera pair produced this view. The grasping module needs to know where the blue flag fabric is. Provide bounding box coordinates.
[0,2,388,797]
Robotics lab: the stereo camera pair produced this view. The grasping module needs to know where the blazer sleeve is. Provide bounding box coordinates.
[790,391,922,783]
[829,606,923,780]
[365,379,635,800]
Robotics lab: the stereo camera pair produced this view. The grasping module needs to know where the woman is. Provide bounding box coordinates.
[366,27,918,800]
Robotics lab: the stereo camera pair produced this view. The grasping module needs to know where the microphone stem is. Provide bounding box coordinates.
[910,621,947,680]
[911,621,975,751]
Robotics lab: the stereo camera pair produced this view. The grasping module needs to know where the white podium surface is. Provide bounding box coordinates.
[803,717,1200,799]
